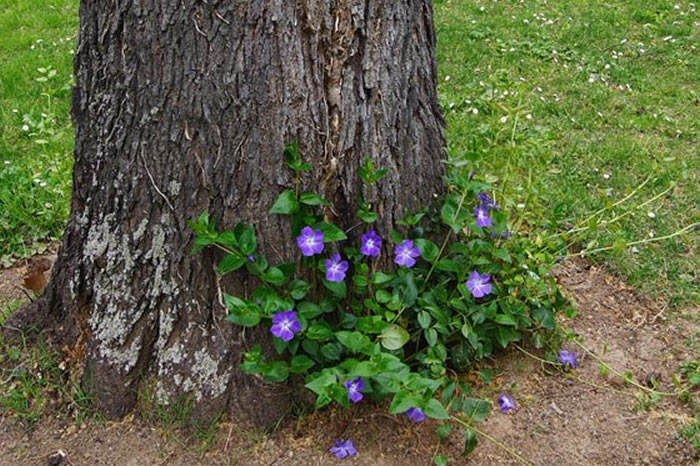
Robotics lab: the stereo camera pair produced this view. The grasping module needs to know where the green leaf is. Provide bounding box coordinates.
[217,255,246,275]
[397,271,418,307]
[262,361,289,382]
[284,141,301,170]
[223,294,261,327]
[335,331,371,354]
[305,371,337,395]
[269,190,299,215]
[424,398,450,420]
[375,289,392,303]
[355,316,389,334]
[290,279,311,300]
[298,301,323,319]
[307,323,333,341]
[320,342,343,360]
[389,391,423,415]
[262,266,286,285]
[433,454,448,466]
[532,307,555,330]
[357,209,377,223]
[225,309,261,327]
[300,192,328,206]
[424,328,438,347]
[290,355,315,373]
[417,311,432,329]
[415,238,440,262]
[349,360,378,377]
[372,272,395,286]
[314,222,347,242]
[496,327,521,348]
[238,225,257,255]
[493,314,518,326]
[463,428,478,456]
[323,278,347,299]
[436,424,453,440]
[461,397,491,422]
[379,324,410,350]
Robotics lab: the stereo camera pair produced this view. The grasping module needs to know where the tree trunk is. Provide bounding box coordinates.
[11,0,444,426]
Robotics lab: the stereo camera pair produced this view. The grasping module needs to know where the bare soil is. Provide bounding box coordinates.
[0,258,697,465]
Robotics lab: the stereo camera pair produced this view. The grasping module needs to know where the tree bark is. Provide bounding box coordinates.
[10,0,444,426]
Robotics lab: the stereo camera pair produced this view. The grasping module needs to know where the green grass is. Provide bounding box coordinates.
[435,0,698,309]
[0,0,77,265]
[0,0,697,308]
[0,298,96,428]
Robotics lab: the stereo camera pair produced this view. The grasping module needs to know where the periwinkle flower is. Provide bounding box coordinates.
[474,205,492,228]
[247,254,255,262]
[394,239,420,268]
[497,394,517,413]
[466,270,492,298]
[490,231,513,239]
[325,253,349,282]
[296,226,324,256]
[405,407,425,422]
[269,310,301,342]
[360,229,382,257]
[344,377,364,403]
[558,349,579,368]
[477,191,498,209]
[329,439,357,458]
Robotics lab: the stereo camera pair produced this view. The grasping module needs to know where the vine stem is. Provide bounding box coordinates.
[513,344,558,366]
[562,372,637,398]
[546,175,652,240]
[451,415,533,466]
[569,221,698,257]
[571,340,680,396]
[422,184,469,287]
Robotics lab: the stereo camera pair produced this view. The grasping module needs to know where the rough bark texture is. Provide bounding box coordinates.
[12,0,444,426]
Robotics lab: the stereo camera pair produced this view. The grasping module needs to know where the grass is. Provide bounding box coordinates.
[0,0,77,265]
[0,298,96,428]
[434,0,698,309]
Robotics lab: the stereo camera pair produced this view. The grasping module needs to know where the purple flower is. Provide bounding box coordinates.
[247,254,255,262]
[360,229,382,257]
[489,231,513,239]
[343,377,364,403]
[466,270,492,298]
[269,310,301,342]
[296,226,324,256]
[474,206,492,228]
[478,192,497,209]
[468,170,476,180]
[405,407,425,422]
[497,394,517,413]
[558,349,579,368]
[325,253,349,282]
[394,240,420,268]
[329,439,357,458]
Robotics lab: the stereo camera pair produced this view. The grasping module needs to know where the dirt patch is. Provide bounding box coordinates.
[0,250,56,310]
[0,258,697,465]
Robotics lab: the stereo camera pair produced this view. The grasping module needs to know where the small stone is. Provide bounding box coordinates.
[47,449,67,466]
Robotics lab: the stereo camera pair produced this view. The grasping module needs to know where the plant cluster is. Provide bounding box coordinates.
[190,144,573,459]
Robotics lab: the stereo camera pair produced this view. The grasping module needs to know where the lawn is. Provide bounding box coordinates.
[435,0,698,309]
[0,0,77,265]
[0,0,697,308]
